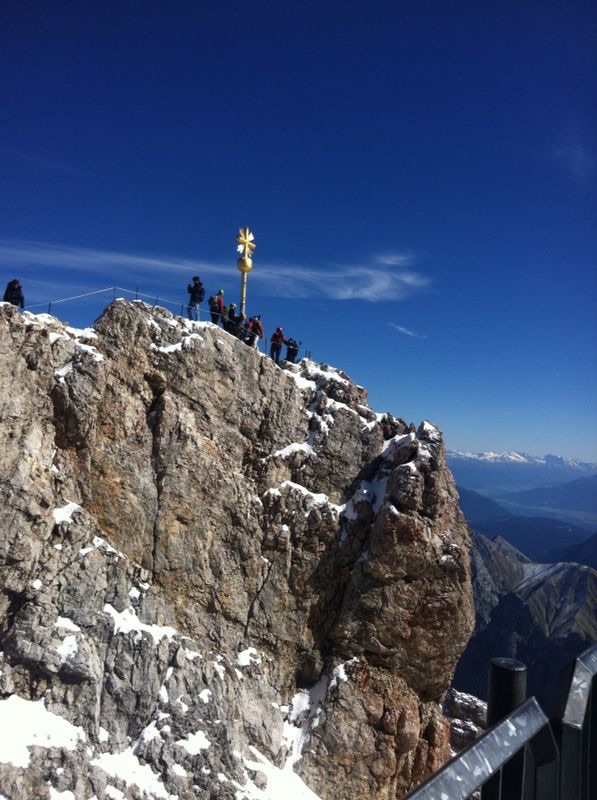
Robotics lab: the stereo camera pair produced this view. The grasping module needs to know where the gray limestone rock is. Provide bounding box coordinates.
[0,300,474,799]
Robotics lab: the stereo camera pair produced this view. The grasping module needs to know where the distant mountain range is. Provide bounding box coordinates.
[457,487,594,564]
[548,532,597,570]
[449,451,597,529]
[452,452,597,711]
[449,451,594,468]
[502,474,597,513]
[447,450,597,497]
[453,532,597,710]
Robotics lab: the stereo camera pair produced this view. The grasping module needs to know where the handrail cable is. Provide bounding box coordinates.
[19,284,299,358]
[25,287,117,310]
[26,286,228,313]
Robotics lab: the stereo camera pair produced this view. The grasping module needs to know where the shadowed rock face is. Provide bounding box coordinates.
[453,532,597,710]
[0,300,474,800]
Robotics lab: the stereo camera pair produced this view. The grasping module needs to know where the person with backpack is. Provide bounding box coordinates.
[270,326,285,363]
[208,289,225,325]
[285,337,300,363]
[186,276,205,321]
[3,279,24,309]
[223,303,244,335]
[243,315,264,348]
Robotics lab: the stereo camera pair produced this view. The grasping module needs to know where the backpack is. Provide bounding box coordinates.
[208,295,218,312]
[250,318,263,336]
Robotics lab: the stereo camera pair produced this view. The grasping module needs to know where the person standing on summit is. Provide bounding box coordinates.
[208,289,225,325]
[285,337,300,363]
[186,276,204,321]
[270,326,285,363]
[243,314,264,348]
[3,279,24,309]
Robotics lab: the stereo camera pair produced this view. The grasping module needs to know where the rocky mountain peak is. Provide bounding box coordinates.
[0,299,474,800]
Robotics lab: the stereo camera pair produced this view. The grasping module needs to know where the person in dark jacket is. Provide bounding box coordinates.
[270,326,285,363]
[285,337,299,363]
[3,279,24,309]
[186,276,205,321]
[243,315,264,348]
[208,289,225,325]
[223,303,245,336]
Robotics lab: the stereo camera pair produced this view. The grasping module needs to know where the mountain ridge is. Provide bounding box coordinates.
[448,450,596,470]
[456,486,594,563]
[0,300,474,800]
[502,474,597,513]
[453,531,597,709]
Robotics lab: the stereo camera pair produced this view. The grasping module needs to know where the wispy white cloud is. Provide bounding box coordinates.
[252,261,429,301]
[374,253,415,267]
[0,239,210,277]
[0,146,93,178]
[388,323,427,339]
[553,133,596,183]
[0,239,431,303]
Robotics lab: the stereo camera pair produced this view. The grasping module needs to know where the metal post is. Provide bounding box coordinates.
[240,271,248,317]
[135,287,139,299]
[113,287,116,300]
[236,226,255,318]
[555,646,597,800]
[48,302,52,315]
[588,675,596,800]
[527,724,560,800]
[487,658,528,725]
[482,658,527,800]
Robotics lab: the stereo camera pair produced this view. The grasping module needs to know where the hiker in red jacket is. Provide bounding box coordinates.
[270,326,285,364]
[208,289,225,325]
[243,315,264,348]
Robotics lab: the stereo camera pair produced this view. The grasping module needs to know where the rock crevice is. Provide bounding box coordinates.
[0,300,474,800]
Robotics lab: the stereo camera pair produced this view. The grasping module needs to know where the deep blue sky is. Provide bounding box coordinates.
[1,1,596,460]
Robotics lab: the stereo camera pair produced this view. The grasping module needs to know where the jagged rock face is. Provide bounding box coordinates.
[442,688,486,752]
[0,300,474,800]
[453,531,597,710]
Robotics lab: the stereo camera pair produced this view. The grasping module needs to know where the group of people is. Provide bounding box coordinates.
[2,275,301,364]
[3,279,24,309]
[187,276,301,364]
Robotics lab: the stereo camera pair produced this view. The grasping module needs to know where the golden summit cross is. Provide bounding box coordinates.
[236,227,256,260]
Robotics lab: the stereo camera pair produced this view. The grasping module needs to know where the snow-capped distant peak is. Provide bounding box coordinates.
[447,450,597,470]
[448,450,539,464]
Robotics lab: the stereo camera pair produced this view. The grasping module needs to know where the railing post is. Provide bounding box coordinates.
[553,645,597,800]
[135,287,139,299]
[48,302,52,315]
[482,658,527,800]
[527,724,560,800]
[487,658,528,726]
[589,674,596,800]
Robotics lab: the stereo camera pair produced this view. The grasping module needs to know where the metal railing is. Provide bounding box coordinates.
[25,285,211,320]
[552,645,597,800]
[405,644,596,800]
[21,285,306,360]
